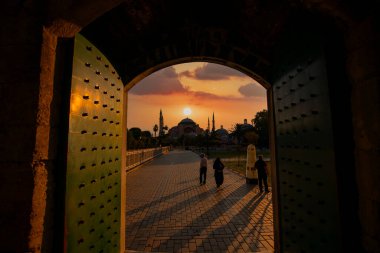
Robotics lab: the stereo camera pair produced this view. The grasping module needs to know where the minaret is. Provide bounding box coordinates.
[212,112,215,132]
[207,117,210,132]
[159,109,164,136]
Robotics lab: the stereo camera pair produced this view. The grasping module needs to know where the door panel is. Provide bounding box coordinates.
[272,32,340,252]
[65,34,123,253]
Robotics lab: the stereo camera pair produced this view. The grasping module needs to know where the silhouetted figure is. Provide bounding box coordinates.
[254,155,269,193]
[199,153,207,185]
[213,157,225,188]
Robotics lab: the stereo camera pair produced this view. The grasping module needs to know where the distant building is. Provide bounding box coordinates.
[215,125,229,144]
[168,118,204,139]
[166,113,230,143]
[241,118,255,132]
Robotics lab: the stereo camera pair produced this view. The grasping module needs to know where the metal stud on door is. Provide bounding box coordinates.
[65,34,123,253]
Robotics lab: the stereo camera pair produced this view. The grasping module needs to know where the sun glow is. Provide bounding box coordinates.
[183,107,192,116]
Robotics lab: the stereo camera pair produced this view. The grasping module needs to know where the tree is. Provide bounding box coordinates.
[141,131,152,138]
[244,131,259,145]
[153,124,158,137]
[252,109,269,148]
[129,127,142,140]
[231,123,244,145]
[141,131,152,148]
[127,129,136,149]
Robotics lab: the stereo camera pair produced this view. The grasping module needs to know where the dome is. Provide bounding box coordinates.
[178,118,196,125]
[241,123,254,131]
[216,128,228,135]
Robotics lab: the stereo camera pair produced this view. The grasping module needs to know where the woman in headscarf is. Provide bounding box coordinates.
[213,157,225,188]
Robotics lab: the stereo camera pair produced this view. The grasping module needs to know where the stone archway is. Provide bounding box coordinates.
[2,0,378,252]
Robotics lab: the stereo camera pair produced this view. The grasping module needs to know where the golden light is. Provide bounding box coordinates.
[70,94,83,114]
[183,107,192,116]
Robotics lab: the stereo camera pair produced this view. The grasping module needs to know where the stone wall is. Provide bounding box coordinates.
[0,1,44,252]
[0,0,124,251]
[346,18,380,252]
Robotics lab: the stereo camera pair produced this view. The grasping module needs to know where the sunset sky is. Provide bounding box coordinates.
[127,62,267,133]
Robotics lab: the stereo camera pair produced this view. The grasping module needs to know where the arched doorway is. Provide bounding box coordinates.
[32,1,370,252]
[63,33,276,253]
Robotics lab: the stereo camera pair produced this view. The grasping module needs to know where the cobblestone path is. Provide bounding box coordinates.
[126,150,274,253]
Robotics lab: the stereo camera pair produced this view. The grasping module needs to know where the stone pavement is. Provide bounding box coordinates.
[125,150,274,253]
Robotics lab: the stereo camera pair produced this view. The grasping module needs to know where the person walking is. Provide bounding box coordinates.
[213,157,225,188]
[254,155,269,193]
[199,153,207,185]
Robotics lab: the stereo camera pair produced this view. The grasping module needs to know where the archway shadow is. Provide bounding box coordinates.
[126,178,273,252]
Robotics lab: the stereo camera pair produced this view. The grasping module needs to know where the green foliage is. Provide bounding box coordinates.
[127,129,136,149]
[153,124,158,137]
[127,128,158,149]
[141,131,152,138]
[129,127,142,140]
[252,109,269,148]
[244,131,259,145]
[231,123,258,146]
[231,123,244,145]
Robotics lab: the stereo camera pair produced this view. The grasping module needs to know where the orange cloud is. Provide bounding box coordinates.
[238,82,267,97]
[129,66,188,95]
[180,63,246,80]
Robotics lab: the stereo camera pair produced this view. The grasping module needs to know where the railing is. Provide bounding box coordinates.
[126,146,171,171]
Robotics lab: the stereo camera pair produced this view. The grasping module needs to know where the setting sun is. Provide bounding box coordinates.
[183,107,192,116]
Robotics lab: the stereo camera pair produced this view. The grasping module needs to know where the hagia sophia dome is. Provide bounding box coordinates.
[168,117,203,138]
[178,118,196,126]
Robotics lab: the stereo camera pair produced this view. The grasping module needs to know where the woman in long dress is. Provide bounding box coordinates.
[213,157,225,188]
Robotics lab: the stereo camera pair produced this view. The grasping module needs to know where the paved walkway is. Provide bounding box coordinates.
[125,150,274,253]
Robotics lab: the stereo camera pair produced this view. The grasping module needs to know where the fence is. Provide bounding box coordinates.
[126,146,171,171]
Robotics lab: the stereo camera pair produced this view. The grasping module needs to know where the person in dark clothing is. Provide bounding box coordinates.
[213,157,225,188]
[254,155,269,193]
[199,153,208,185]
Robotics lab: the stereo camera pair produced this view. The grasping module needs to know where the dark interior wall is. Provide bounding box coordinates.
[345,17,380,252]
[0,0,124,251]
[0,1,44,252]
[79,3,278,86]
[77,0,298,87]
[0,0,125,251]
[324,23,361,252]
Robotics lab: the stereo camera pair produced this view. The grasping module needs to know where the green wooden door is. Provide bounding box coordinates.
[65,34,123,253]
